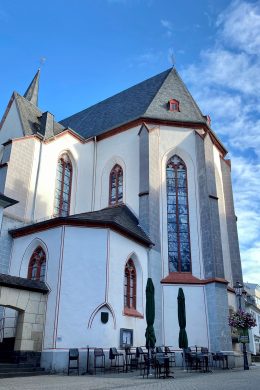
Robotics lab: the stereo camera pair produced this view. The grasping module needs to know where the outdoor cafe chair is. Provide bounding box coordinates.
[124,347,138,372]
[165,346,176,367]
[155,352,173,379]
[136,347,148,371]
[109,347,124,372]
[67,348,79,376]
[94,348,105,374]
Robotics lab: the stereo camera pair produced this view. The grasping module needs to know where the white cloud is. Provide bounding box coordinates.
[182,1,260,283]
[161,19,173,37]
[217,0,260,55]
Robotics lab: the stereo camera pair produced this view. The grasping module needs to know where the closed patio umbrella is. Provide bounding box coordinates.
[145,278,156,375]
[177,288,188,369]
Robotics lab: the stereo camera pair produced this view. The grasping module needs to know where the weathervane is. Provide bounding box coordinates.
[39,57,46,69]
[168,49,175,68]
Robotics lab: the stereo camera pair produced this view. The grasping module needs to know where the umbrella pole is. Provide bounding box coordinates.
[183,348,187,371]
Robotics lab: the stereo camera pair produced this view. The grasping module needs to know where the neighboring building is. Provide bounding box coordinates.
[245,283,260,355]
[0,67,243,371]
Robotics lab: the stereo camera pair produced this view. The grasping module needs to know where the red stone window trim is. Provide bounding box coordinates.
[54,154,73,217]
[109,164,123,206]
[27,246,46,281]
[124,259,136,310]
[168,99,180,112]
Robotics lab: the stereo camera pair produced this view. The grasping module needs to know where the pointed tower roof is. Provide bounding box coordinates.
[60,67,207,139]
[23,69,40,106]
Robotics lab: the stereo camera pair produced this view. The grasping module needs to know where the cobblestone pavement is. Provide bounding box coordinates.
[1,366,260,390]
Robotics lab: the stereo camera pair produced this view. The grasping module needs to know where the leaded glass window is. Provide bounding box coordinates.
[28,246,46,281]
[54,154,72,217]
[124,259,136,309]
[166,155,191,272]
[109,164,123,205]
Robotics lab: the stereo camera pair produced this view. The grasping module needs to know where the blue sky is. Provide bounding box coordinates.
[0,0,259,283]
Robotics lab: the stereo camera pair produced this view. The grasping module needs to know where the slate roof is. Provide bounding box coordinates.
[23,69,40,107]
[14,92,65,137]
[0,273,49,294]
[10,204,153,247]
[60,67,207,138]
[0,193,18,208]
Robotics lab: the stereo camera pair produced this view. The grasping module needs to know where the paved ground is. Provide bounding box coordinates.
[1,366,260,390]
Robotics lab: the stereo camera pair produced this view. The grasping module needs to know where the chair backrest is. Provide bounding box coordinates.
[69,348,79,361]
[94,348,104,357]
[109,347,118,359]
[201,347,208,354]
[136,347,143,357]
[156,346,163,353]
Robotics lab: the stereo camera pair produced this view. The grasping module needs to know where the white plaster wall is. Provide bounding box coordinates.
[34,135,94,221]
[163,285,209,348]
[9,227,63,349]
[56,226,108,348]
[0,100,24,145]
[159,126,204,279]
[213,146,232,285]
[95,127,140,215]
[108,230,148,348]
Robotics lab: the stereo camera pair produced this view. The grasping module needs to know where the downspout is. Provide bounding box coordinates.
[31,140,43,221]
[91,136,97,211]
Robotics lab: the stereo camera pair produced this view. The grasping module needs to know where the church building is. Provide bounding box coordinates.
[0,67,243,371]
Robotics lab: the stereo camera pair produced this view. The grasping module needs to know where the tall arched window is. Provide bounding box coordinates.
[124,259,136,309]
[109,164,123,205]
[27,246,46,281]
[166,155,191,273]
[54,154,72,217]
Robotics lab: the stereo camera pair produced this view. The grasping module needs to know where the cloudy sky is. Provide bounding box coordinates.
[0,0,259,283]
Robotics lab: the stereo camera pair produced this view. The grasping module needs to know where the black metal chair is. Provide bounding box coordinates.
[124,347,138,372]
[141,353,156,378]
[165,346,176,367]
[109,347,124,372]
[68,348,79,375]
[136,347,148,372]
[94,348,105,374]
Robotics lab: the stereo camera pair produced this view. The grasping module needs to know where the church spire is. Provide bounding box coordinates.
[23,69,40,106]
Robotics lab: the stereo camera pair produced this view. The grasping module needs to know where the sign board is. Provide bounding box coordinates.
[240,335,249,343]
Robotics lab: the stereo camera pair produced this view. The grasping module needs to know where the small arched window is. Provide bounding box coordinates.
[109,164,123,205]
[124,259,136,309]
[166,155,191,273]
[54,153,72,217]
[28,246,46,281]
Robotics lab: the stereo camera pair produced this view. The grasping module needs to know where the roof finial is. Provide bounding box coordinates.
[23,69,40,106]
[168,48,175,68]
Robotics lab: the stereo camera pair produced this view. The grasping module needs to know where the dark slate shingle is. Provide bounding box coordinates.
[0,273,49,294]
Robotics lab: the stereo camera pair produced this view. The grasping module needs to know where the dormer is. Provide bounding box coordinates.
[168,99,180,112]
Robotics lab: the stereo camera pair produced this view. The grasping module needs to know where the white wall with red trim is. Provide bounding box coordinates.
[8,224,149,362]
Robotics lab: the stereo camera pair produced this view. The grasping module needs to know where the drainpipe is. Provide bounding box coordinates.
[91,136,97,211]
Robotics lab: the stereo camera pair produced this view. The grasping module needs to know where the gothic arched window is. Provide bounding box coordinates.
[166,155,191,273]
[109,164,123,205]
[54,154,72,217]
[124,259,136,309]
[28,246,46,281]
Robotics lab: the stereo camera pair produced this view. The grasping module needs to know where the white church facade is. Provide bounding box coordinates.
[0,67,243,371]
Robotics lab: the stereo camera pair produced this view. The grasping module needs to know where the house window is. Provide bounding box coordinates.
[166,155,191,272]
[124,259,136,309]
[109,164,123,205]
[28,246,46,281]
[54,154,72,217]
[168,99,180,112]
